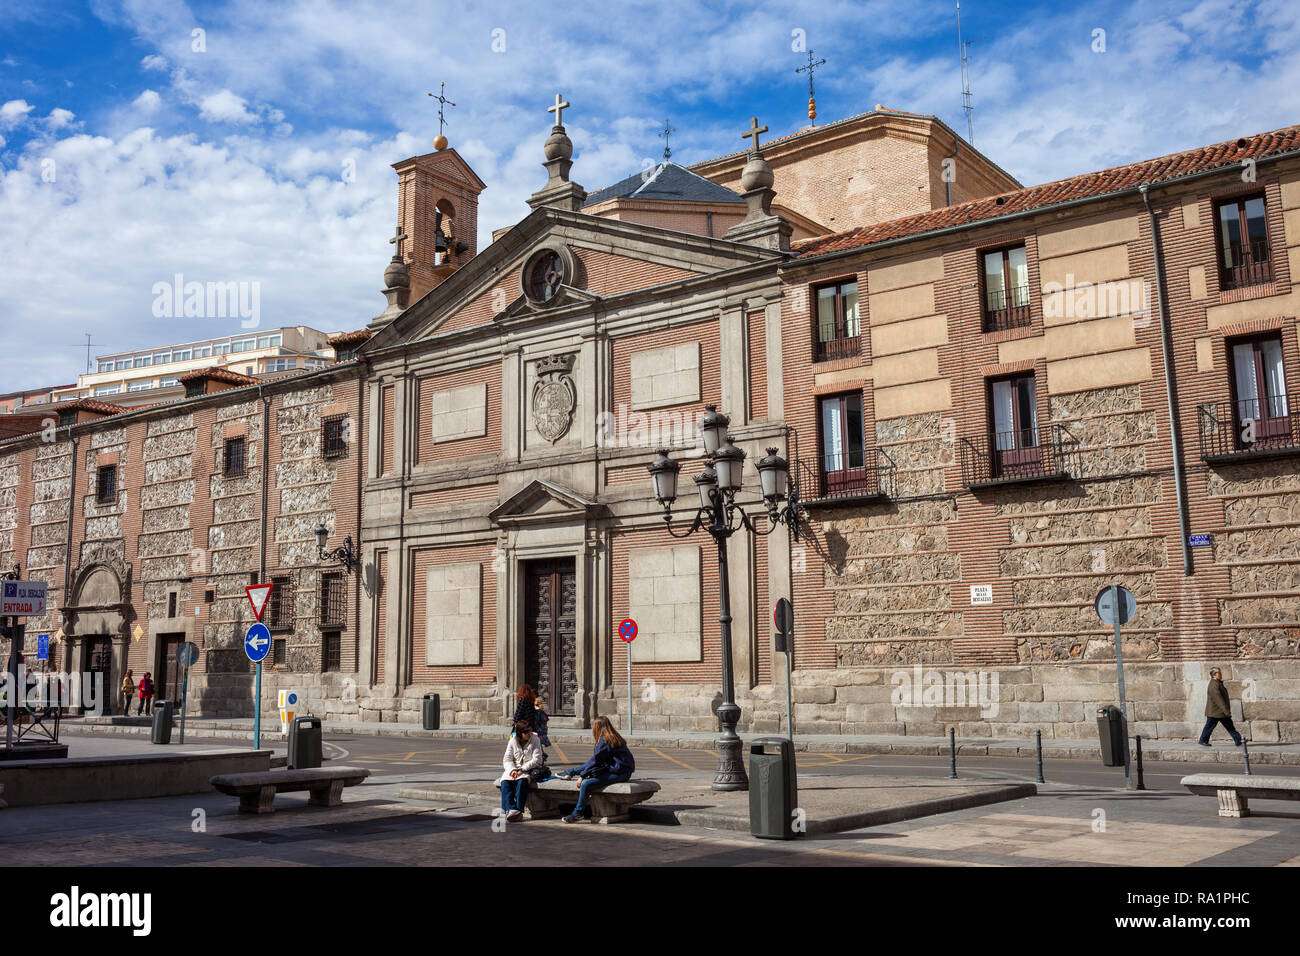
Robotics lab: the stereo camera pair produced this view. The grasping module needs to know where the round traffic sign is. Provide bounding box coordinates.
[1094,585,1137,626]
[773,598,793,636]
[177,641,199,668]
[618,618,638,643]
[244,621,272,663]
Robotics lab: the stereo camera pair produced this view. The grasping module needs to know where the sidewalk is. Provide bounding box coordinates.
[63,715,1300,765]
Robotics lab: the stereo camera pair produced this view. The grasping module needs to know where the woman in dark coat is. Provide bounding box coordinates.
[512,684,538,731]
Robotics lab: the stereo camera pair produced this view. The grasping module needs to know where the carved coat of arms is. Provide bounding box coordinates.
[532,354,577,443]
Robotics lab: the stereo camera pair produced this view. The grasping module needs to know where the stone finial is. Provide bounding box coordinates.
[369,225,411,329]
[528,93,586,213]
[725,116,790,253]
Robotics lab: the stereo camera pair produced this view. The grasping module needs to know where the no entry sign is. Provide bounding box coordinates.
[618,618,638,643]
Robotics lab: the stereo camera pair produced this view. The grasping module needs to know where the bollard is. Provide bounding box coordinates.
[1135,734,1146,791]
[948,727,958,779]
[1035,729,1045,784]
[1242,739,1252,775]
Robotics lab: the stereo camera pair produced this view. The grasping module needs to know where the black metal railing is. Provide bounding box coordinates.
[1198,396,1298,460]
[983,284,1032,332]
[1221,239,1272,290]
[795,447,897,502]
[811,314,862,362]
[959,423,1072,487]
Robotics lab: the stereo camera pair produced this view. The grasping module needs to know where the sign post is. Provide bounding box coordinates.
[1095,584,1137,790]
[774,598,795,740]
[177,641,198,744]
[2,580,45,752]
[618,619,637,734]
[245,582,274,751]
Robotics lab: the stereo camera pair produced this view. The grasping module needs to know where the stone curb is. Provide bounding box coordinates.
[61,721,1300,765]
[398,782,1039,834]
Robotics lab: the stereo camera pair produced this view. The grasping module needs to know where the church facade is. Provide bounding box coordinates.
[3,105,1300,742]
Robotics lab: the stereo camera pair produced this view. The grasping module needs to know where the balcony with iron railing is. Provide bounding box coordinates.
[1221,239,1272,290]
[795,447,897,505]
[983,284,1032,333]
[811,315,862,362]
[958,424,1074,488]
[1197,396,1299,462]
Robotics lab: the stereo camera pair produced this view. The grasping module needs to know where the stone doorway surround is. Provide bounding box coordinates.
[489,480,609,725]
[60,557,132,715]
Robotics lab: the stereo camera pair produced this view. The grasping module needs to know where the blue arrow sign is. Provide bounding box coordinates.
[36,634,49,661]
[244,622,272,663]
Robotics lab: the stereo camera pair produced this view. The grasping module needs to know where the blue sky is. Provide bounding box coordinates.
[1,0,1298,391]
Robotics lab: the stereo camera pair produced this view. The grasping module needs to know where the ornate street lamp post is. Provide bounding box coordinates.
[647,406,802,791]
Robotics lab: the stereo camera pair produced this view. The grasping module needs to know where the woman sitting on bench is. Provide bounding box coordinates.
[496,720,544,822]
[558,716,635,823]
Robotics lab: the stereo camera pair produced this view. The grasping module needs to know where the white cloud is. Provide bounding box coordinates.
[0,99,34,127]
[140,54,168,72]
[47,108,76,129]
[198,89,256,124]
[133,89,162,112]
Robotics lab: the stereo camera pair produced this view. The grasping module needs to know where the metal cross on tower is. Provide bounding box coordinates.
[389,225,409,259]
[427,82,456,137]
[742,116,768,154]
[548,93,570,127]
[796,49,828,124]
[658,118,676,160]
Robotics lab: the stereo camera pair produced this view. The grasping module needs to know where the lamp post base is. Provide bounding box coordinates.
[711,708,749,791]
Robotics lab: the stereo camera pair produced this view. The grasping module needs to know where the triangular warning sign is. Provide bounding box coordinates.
[246,583,274,621]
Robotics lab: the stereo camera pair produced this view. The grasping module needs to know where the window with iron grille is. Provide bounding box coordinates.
[272,638,286,666]
[322,630,341,672]
[59,411,75,427]
[185,380,205,398]
[981,245,1032,332]
[95,465,117,504]
[319,573,346,628]
[811,279,861,361]
[223,436,246,477]
[1215,194,1272,290]
[322,415,347,460]
[268,575,294,631]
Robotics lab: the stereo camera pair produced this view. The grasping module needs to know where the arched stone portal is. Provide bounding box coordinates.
[61,559,132,715]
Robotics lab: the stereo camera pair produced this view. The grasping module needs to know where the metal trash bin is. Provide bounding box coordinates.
[422,692,440,731]
[749,737,799,840]
[1097,704,1128,767]
[151,699,174,745]
[287,715,323,769]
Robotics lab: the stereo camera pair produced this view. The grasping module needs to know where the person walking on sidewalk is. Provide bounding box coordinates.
[138,672,155,716]
[496,720,544,822]
[120,670,135,715]
[1199,667,1243,746]
[558,716,635,824]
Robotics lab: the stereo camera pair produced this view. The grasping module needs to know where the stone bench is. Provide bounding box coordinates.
[1180,773,1300,818]
[210,766,371,814]
[524,777,660,824]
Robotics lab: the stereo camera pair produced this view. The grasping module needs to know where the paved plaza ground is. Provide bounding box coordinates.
[3,729,1298,868]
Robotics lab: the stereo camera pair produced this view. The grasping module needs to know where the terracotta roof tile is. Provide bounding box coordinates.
[177,366,260,386]
[793,124,1300,261]
[328,328,373,347]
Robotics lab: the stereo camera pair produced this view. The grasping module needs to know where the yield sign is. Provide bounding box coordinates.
[246,583,274,621]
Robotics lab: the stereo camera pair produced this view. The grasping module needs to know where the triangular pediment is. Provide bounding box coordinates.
[366,206,783,350]
[488,479,604,527]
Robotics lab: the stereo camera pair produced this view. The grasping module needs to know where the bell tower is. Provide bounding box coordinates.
[391,143,487,304]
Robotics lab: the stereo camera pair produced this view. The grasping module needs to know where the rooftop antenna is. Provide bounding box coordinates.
[957,2,982,145]
[84,333,93,372]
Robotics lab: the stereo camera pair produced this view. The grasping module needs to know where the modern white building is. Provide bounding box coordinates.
[52,326,341,407]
